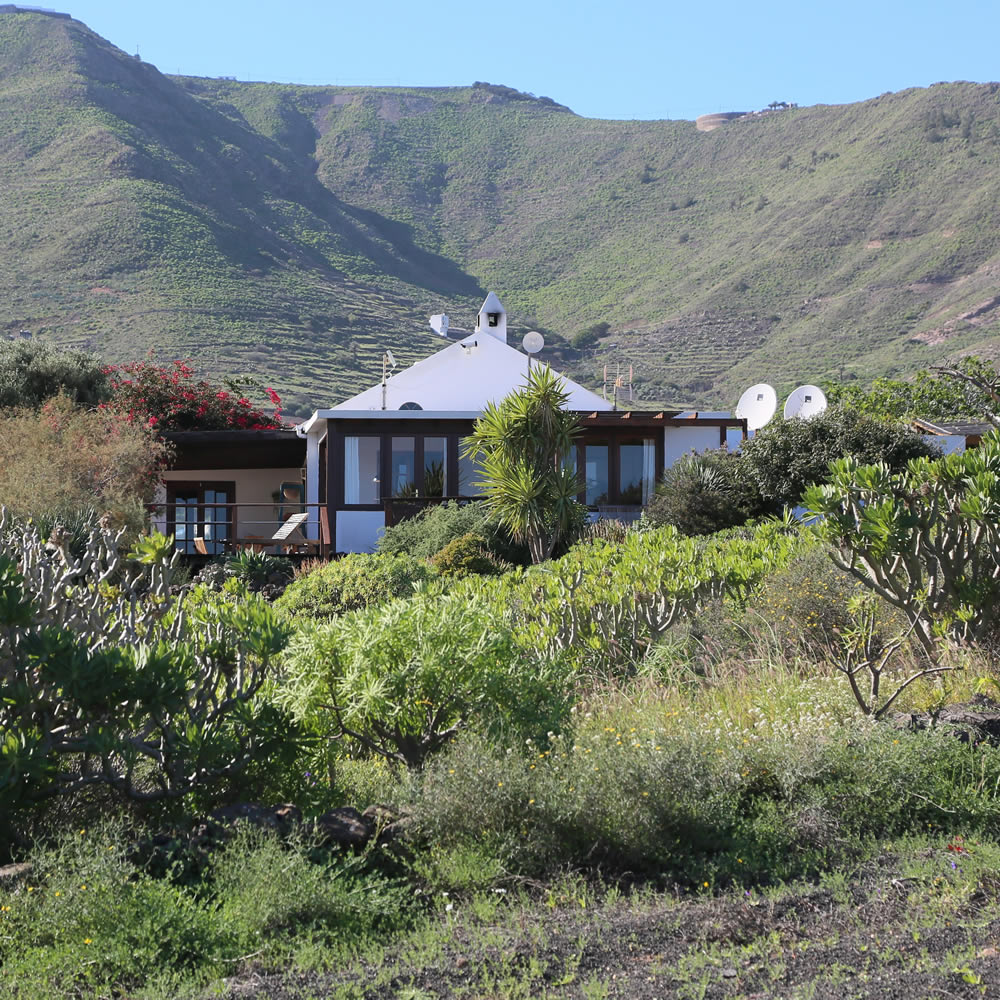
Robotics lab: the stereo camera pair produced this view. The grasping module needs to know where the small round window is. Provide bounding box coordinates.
[399,401,423,410]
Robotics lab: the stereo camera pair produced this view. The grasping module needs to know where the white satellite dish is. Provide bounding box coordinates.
[784,384,828,420]
[735,383,777,431]
[522,331,545,355]
[430,313,449,337]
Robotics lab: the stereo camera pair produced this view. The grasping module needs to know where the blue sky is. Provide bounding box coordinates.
[61,0,1000,120]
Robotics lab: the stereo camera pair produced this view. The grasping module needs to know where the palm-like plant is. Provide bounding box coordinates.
[463,365,584,563]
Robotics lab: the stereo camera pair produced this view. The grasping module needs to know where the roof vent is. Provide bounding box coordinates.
[399,401,423,410]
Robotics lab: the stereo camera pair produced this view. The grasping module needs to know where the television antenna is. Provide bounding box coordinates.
[735,383,777,431]
[603,362,634,410]
[522,331,544,371]
[429,314,449,337]
[380,349,398,410]
[783,384,828,420]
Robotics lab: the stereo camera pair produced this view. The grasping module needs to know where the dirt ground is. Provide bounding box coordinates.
[224,851,1000,999]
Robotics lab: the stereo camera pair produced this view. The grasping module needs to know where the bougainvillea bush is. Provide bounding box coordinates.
[102,361,283,431]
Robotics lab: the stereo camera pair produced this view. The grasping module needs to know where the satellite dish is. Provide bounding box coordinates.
[522,331,545,355]
[430,313,449,337]
[784,384,828,420]
[735,383,777,431]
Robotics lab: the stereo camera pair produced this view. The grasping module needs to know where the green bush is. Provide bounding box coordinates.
[739,405,937,509]
[0,341,109,410]
[0,519,294,839]
[571,321,611,348]
[737,535,903,659]
[429,532,509,577]
[412,691,1000,883]
[271,552,436,622]
[0,822,412,996]
[277,591,574,768]
[644,449,769,535]
[376,500,529,564]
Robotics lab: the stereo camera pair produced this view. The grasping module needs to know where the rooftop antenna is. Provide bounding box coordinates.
[522,330,544,372]
[603,362,634,411]
[783,384,828,420]
[429,313,449,337]
[380,349,398,410]
[735,383,777,432]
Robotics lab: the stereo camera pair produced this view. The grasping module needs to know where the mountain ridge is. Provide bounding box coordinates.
[3,9,1000,414]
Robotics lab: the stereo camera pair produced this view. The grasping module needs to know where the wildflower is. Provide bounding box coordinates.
[84,938,92,945]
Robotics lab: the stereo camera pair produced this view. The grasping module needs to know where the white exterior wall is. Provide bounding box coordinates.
[335,510,386,553]
[664,426,723,468]
[927,434,967,455]
[159,467,307,541]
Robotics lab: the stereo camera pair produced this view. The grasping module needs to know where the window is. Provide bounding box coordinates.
[166,482,234,554]
[344,436,380,504]
[619,438,656,504]
[390,436,416,497]
[584,444,609,505]
[423,437,447,497]
[458,451,486,496]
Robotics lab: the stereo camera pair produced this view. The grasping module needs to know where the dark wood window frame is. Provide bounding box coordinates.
[165,480,237,553]
[572,432,663,508]
[336,431,467,510]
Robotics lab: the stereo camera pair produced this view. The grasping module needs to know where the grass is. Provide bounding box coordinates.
[4,11,1000,412]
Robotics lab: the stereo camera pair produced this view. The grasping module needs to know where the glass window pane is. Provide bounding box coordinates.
[345,436,381,504]
[585,444,609,506]
[423,437,447,497]
[391,436,416,497]
[619,438,656,504]
[458,451,487,497]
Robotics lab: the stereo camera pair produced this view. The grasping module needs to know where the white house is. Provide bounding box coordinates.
[159,293,747,555]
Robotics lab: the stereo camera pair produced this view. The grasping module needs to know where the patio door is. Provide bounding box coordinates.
[166,482,235,554]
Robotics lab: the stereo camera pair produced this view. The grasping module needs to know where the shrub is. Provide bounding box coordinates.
[429,532,508,577]
[0,341,110,410]
[739,405,936,509]
[376,500,529,564]
[571,321,611,349]
[412,685,1000,883]
[277,591,574,768]
[738,535,903,660]
[0,516,294,838]
[0,395,169,535]
[272,552,436,622]
[644,450,769,535]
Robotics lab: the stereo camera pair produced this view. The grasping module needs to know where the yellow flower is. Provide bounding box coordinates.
[27,887,33,893]
[84,938,92,945]
[497,781,503,788]
[703,881,709,888]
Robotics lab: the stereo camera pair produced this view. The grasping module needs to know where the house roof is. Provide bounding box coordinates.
[911,418,995,437]
[329,329,612,415]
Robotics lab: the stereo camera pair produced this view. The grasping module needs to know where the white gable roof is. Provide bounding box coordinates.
[333,331,612,412]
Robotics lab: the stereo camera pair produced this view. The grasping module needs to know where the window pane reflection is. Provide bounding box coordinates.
[391,437,416,497]
[619,438,656,504]
[585,444,609,505]
[424,437,447,497]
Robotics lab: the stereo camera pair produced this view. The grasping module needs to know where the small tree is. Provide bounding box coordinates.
[804,433,1000,656]
[463,366,584,564]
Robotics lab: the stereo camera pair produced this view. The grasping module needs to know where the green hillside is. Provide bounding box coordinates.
[4,8,1000,412]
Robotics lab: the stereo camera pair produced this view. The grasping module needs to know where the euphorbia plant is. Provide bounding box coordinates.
[103,360,283,431]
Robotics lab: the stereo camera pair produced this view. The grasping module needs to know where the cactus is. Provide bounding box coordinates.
[0,508,291,818]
